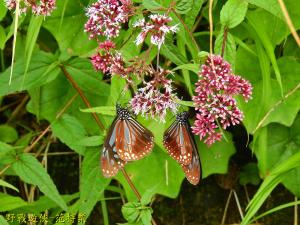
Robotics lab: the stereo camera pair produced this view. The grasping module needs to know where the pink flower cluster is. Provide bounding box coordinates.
[5,0,56,16]
[91,40,135,81]
[192,55,252,146]
[133,14,178,49]
[130,69,178,122]
[84,0,133,39]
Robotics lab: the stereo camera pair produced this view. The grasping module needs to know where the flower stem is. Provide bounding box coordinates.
[172,9,200,52]
[221,26,228,58]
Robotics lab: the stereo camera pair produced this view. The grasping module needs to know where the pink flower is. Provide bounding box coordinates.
[192,55,252,146]
[32,0,56,16]
[84,0,133,39]
[90,41,116,73]
[5,0,56,16]
[133,14,179,49]
[130,69,178,122]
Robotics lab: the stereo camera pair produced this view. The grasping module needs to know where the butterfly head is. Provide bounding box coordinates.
[176,111,189,124]
[116,104,131,120]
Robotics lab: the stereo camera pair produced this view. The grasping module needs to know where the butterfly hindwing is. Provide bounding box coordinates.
[163,112,201,185]
[101,118,126,177]
[181,124,201,185]
[163,114,193,165]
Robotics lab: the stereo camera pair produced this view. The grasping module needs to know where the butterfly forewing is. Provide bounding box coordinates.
[101,119,127,177]
[115,117,154,161]
[163,114,193,165]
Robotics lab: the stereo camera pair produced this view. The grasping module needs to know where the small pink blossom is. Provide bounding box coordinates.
[5,0,56,16]
[192,55,252,146]
[84,0,133,39]
[130,69,178,122]
[133,14,179,49]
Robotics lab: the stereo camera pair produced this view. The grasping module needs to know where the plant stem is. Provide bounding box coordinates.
[100,193,109,225]
[172,9,200,52]
[60,65,106,130]
[253,82,300,133]
[221,26,228,57]
[59,65,160,224]
[277,0,300,47]
[120,168,141,200]
[209,0,214,56]
[0,49,5,72]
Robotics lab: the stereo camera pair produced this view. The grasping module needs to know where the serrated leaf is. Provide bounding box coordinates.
[12,153,68,211]
[0,51,60,96]
[0,193,28,212]
[220,0,248,28]
[176,0,193,14]
[80,106,116,116]
[0,125,18,143]
[51,114,88,155]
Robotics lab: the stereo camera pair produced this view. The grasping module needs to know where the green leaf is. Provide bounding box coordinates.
[0,25,6,50]
[51,114,88,155]
[0,0,7,21]
[161,38,188,66]
[140,209,153,225]
[172,63,200,74]
[0,216,9,225]
[23,16,44,87]
[80,106,116,116]
[16,193,79,214]
[176,99,194,107]
[214,29,236,68]
[184,0,204,29]
[78,148,110,222]
[12,153,68,211]
[64,58,110,97]
[0,51,60,96]
[245,0,283,20]
[239,163,261,185]
[74,135,104,147]
[247,11,285,94]
[0,193,28,212]
[110,75,131,105]
[220,0,248,28]
[241,150,300,225]
[176,0,193,14]
[43,0,97,56]
[0,179,19,192]
[0,125,18,143]
[122,202,142,223]
[142,0,163,10]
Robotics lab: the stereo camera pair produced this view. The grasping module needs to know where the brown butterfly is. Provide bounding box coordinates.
[163,112,201,185]
[101,105,154,177]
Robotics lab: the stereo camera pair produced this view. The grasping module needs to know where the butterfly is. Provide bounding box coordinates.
[163,112,201,185]
[101,105,154,177]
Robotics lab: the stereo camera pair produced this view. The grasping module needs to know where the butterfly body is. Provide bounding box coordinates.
[101,105,154,177]
[163,112,201,185]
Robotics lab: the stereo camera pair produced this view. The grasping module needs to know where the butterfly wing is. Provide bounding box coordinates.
[101,119,126,177]
[115,117,154,161]
[163,121,193,165]
[181,122,201,185]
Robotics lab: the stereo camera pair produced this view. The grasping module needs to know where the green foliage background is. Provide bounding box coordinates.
[0,0,299,224]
